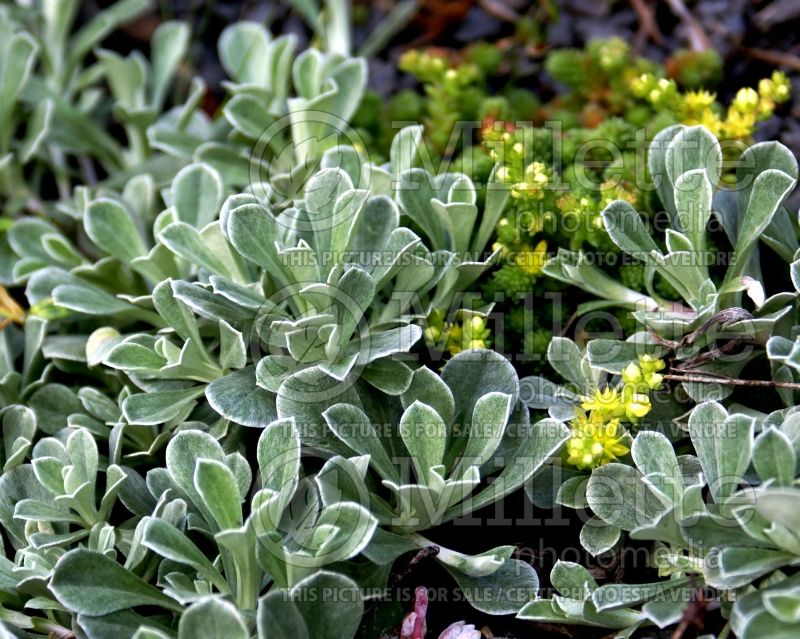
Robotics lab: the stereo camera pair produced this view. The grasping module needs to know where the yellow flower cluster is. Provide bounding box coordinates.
[565,355,666,470]
[556,181,637,238]
[682,89,715,113]
[591,37,630,73]
[424,313,491,356]
[565,412,630,470]
[581,385,652,423]
[631,70,791,141]
[512,239,548,276]
[511,161,550,201]
[447,315,491,354]
[759,71,791,103]
[556,193,595,216]
[485,129,552,204]
[621,354,666,392]
[399,50,479,88]
[631,75,681,110]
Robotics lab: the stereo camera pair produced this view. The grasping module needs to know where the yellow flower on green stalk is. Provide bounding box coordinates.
[581,387,625,419]
[557,194,595,218]
[622,387,652,422]
[756,97,776,119]
[446,315,491,355]
[633,68,789,143]
[685,108,723,138]
[759,71,791,104]
[423,309,447,351]
[631,74,681,110]
[630,73,649,95]
[682,90,716,115]
[510,162,549,201]
[622,354,666,391]
[622,362,644,386]
[582,381,654,423]
[587,36,630,74]
[514,239,548,276]
[483,127,512,162]
[639,354,665,370]
[566,412,630,470]
[723,106,757,139]
[399,49,447,82]
[424,313,492,357]
[649,77,675,105]
[423,323,442,345]
[525,161,549,184]
[732,87,759,114]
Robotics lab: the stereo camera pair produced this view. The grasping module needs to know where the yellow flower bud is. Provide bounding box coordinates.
[644,372,664,389]
[733,87,759,113]
[757,96,775,119]
[621,362,643,385]
[624,393,652,421]
[764,71,791,103]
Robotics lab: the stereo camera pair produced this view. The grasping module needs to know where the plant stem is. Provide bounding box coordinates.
[664,373,800,390]
[629,0,664,50]
[663,0,711,51]
[738,47,800,72]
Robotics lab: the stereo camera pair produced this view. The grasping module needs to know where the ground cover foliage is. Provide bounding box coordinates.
[2,1,800,637]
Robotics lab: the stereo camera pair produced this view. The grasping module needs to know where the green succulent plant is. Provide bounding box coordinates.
[545,125,798,402]
[483,42,791,352]
[322,350,569,613]
[5,2,800,638]
[0,103,541,633]
[7,125,506,444]
[0,0,155,214]
[0,14,367,285]
[522,401,800,639]
[0,422,370,637]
